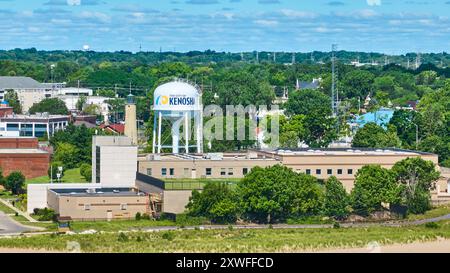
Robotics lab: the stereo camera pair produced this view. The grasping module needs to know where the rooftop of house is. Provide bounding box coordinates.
[0,76,47,90]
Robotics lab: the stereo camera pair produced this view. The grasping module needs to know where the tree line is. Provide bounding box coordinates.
[186,158,440,224]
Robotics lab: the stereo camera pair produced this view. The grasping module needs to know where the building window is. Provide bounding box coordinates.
[306,169,311,175]
[220,168,226,176]
[337,169,343,175]
[161,168,167,176]
[84,204,91,211]
[206,168,212,176]
[316,169,322,175]
[228,168,234,176]
[327,169,333,175]
[348,169,353,175]
[120,204,127,210]
[146,168,152,176]
[169,168,175,176]
[243,168,248,175]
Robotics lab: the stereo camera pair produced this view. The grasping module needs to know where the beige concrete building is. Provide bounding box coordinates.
[47,188,149,221]
[138,148,443,192]
[138,152,278,180]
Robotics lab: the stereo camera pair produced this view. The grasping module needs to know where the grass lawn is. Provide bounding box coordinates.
[163,178,240,190]
[1,221,450,253]
[407,204,450,221]
[0,200,15,214]
[25,168,87,185]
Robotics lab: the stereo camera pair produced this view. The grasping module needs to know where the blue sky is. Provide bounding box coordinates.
[0,0,449,53]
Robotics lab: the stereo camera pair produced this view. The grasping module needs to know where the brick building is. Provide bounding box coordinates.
[0,137,50,179]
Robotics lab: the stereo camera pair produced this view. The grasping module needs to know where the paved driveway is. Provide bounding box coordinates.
[0,212,36,235]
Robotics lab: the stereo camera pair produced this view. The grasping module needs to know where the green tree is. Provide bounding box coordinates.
[29,98,69,115]
[285,89,337,147]
[352,122,401,148]
[324,176,350,220]
[53,143,80,169]
[76,95,87,111]
[4,90,22,114]
[79,163,92,182]
[342,70,374,99]
[351,165,401,216]
[237,165,323,223]
[5,171,25,195]
[392,157,440,214]
[186,182,238,223]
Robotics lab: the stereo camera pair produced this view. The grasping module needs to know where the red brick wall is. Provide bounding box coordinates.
[0,153,50,179]
[0,107,13,118]
[0,138,39,149]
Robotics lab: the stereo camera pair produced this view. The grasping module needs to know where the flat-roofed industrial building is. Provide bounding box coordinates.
[47,187,149,221]
[138,148,443,192]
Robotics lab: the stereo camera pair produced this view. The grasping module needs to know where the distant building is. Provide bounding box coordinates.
[60,95,109,122]
[0,76,54,112]
[0,113,70,138]
[0,137,50,179]
[0,76,94,113]
[295,78,321,90]
[99,123,125,135]
[124,93,138,145]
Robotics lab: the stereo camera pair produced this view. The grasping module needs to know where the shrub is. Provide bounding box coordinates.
[162,232,175,241]
[79,163,92,182]
[33,208,57,222]
[4,171,25,195]
[118,232,128,242]
[424,222,440,229]
[135,212,141,221]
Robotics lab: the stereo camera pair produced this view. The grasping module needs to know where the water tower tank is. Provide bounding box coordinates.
[152,79,203,154]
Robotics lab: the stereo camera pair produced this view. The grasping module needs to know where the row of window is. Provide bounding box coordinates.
[147,167,250,177]
[302,169,353,175]
[148,167,355,177]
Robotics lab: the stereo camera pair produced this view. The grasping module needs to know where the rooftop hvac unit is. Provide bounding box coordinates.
[86,188,96,194]
[208,153,223,161]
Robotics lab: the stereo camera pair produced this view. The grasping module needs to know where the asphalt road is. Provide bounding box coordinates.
[0,211,36,235]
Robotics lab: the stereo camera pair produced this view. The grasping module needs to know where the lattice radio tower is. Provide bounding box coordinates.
[331,44,339,118]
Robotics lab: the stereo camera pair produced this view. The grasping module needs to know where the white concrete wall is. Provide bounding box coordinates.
[163,190,193,214]
[27,183,99,214]
[99,146,137,187]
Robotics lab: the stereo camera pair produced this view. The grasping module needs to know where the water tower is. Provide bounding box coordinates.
[152,79,203,154]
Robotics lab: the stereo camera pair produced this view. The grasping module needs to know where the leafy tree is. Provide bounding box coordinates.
[4,90,22,114]
[53,143,80,169]
[285,89,337,147]
[5,171,25,195]
[341,70,374,99]
[79,163,92,182]
[76,95,87,111]
[50,124,95,165]
[237,165,323,223]
[0,168,4,187]
[352,122,401,148]
[351,165,401,216]
[416,70,437,86]
[324,176,350,220]
[29,98,69,115]
[186,182,238,223]
[389,110,419,148]
[392,157,440,214]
